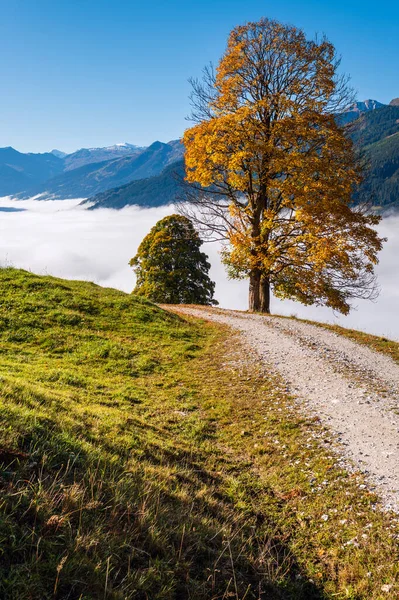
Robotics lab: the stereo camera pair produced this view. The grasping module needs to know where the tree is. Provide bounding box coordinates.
[182,18,384,314]
[130,214,217,305]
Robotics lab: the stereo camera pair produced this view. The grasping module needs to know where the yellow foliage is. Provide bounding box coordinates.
[183,18,384,313]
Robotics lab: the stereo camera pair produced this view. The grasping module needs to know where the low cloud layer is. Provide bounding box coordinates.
[0,197,398,341]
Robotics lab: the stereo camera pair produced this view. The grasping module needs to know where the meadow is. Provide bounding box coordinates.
[1,268,399,599]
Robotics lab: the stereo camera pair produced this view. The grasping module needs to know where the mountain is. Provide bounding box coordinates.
[351,103,399,209]
[63,142,145,171]
[83,159,185,209]
[0,147,64,196]
[0,143,151,197]
[84,101,399,212]
[339,99,386,125]
[1,102,398,210]
[18,140,184,199]
[50,149,67,158]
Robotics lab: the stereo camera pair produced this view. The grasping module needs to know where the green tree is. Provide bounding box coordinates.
[130,214,217,305]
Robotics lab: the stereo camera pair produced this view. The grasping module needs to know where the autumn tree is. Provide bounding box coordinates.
[182,18,384,314]
[130,214,217,305]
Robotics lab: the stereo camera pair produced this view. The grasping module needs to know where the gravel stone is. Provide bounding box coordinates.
[173,306,399,512]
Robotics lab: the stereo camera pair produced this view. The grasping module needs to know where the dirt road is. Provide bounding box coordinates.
[172,306,399,512]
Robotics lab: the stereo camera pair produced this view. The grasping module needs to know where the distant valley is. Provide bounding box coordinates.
[1,98,399,211]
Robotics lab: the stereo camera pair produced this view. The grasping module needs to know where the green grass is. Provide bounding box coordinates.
[1,269,399,599]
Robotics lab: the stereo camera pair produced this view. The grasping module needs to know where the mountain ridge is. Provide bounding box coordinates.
[1,98,398,209]
[15,140,184,199]
[0,140,181,197]
[82,159,185,209]
[85,99,399,211]
[338,99,386,125]
[0,147,64,196]
[351,104,399,209]
[63,142,145,171]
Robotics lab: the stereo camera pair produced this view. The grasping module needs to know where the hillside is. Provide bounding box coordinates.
[83,159,185,209]
[0,144,146,197]
[339,99,385,125]
[0,148,63,196]
[351,105,399,209]
[350,104,399,146]
[1,269,399,598]
[17,141,184,199]
[62,143,145,171]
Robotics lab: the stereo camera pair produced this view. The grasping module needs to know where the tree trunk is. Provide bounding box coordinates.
[249,270,261,311]
[260,276,270,313]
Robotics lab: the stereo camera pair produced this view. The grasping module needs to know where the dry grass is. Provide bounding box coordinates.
[173,317,399,600]
[308,321,399,365]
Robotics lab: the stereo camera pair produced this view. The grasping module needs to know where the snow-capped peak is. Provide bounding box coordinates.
[73,143,144,154]
[344,99,385,114]
[104,142,143,151]
[339,99,386,125]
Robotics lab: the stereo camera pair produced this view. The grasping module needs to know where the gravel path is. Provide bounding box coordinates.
[172,306,399,512]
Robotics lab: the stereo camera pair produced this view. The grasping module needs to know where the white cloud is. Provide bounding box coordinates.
[0,197,398,341]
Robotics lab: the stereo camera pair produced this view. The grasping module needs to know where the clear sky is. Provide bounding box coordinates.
[1,0,398,154]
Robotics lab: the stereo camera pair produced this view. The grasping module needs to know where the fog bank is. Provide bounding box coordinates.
[0,197,398,341]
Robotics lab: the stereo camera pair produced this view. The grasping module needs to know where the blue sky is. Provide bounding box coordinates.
[1,0,398,153]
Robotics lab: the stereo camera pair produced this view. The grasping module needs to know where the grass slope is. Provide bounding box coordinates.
[1,269,399,599]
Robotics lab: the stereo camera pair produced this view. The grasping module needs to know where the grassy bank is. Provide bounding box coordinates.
[310,322,399,365]
[0,269,398,599]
